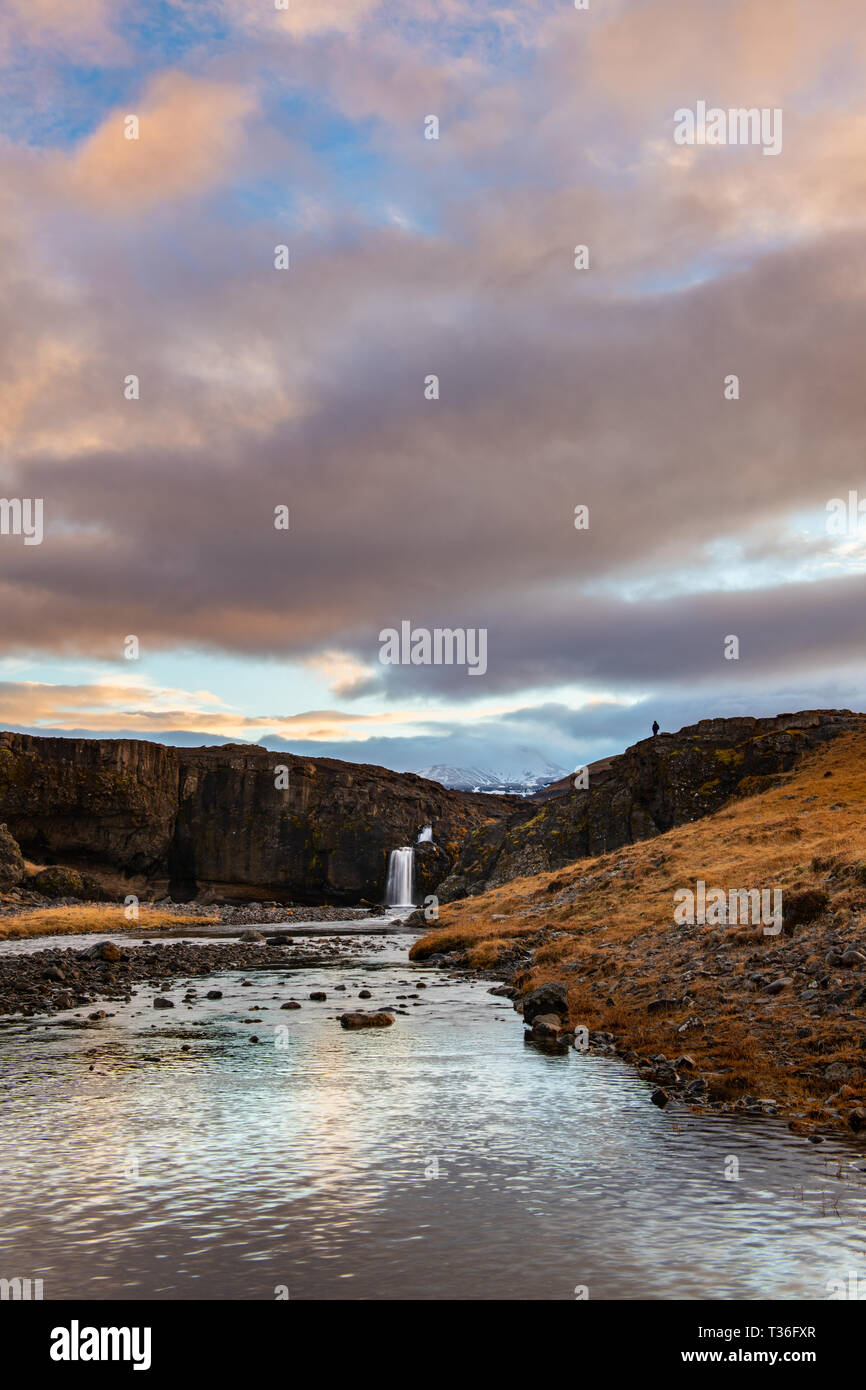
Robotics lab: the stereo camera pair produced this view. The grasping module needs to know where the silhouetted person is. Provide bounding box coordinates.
[652,720,660,736]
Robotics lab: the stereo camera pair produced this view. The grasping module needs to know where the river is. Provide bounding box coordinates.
[0,924,864,1300]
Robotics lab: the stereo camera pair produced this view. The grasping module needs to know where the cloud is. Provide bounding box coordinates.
[0,0,120,62]
[2,0,866,767]
[62,71,256,212]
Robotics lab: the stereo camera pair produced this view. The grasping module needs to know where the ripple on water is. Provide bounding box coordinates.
[0,935,864,1299]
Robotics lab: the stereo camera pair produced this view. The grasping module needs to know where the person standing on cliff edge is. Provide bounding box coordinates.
[652,720,660,736]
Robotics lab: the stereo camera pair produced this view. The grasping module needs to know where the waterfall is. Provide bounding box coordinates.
[385,847,415,907]
[417,824,433,843]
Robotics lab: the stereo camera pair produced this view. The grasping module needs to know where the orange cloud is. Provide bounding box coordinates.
[65,71,256,212]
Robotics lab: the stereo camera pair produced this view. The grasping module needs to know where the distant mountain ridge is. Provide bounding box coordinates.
[417,755,569,795]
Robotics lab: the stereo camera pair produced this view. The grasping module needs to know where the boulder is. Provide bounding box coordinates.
[531,1013,564,1038]
[0,823,25,888]
[79,940,124,962]
[339,1011,395,1029]
[522,981,569,1025]
[29,865,85,898]
[763,977,793,995]
[402,909,428,928]
[824,1061,864,1084]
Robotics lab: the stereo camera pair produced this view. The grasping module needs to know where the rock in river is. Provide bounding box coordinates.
[339,1011,395,1030]
[522,981,569,1025]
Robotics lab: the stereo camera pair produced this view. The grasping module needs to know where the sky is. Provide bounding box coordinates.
[2,0,866,776]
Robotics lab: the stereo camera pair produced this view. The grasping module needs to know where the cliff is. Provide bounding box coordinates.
[435,711,866,900]
[410,722,866,1134]
[0,733,517,904]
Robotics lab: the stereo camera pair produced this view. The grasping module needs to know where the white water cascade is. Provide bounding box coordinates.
[385,846,415,908]
[417,824,433,843]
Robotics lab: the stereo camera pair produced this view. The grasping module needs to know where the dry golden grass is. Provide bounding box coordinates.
[0,904,218,940]
[411,728,866,1123]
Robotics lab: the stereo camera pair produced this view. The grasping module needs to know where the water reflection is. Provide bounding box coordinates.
[0,935,864,1300]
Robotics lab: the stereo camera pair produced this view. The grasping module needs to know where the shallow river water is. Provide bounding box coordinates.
[1,927,865,1300]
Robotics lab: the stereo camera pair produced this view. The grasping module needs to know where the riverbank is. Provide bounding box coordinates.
[5,928,863,1301]
[0,900,378,940]
[0,932,392,1019]
[411,730,866,1139]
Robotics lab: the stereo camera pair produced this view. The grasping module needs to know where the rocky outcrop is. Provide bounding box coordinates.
[436,711,865,900]
[0,733,516,904]
[0,823,24,888]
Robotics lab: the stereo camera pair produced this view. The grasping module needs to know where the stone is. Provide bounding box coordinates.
[206,990,223,999]
[79,940,124,962]
[650,1087,670,1107]
[339,1012,395,1029]
[358,989,372,999]
[676,1014,704,1033]
[0,823,25,888]
[28,865,86,899]
[648,996,680,1013]
[280,1001,301,1010]
[153,996,174,1009]
[239,930,265,943]
[522,981,568,1025]
[531,1013,564,1038]
[309,991,327,1001]
[824,1061,864,1084]
[763,977,793,995]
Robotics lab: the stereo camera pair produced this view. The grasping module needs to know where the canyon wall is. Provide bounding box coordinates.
[0,733,516,903]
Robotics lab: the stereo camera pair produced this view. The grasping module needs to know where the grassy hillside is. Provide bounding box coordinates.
[412,727,866,1132]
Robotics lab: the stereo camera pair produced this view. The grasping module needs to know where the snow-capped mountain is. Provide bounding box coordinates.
[417,754,569,796]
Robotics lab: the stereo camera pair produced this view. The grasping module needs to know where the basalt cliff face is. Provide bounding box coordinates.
[435,711,866,901]
[0,733,517,904]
